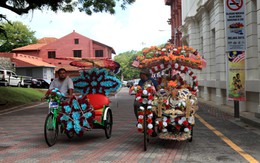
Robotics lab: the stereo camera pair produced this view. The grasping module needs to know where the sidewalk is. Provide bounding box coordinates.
[199,98,260,130]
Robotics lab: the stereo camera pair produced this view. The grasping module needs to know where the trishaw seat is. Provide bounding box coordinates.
[87,93,110,110]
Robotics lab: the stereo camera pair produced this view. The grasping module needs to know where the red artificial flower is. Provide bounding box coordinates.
[136,92,142,97]
[158,121,163,127]
[138,111,144,115]
[138,90,143,94]
[175,124,181,130]
[188,125,192,130]
[138,118,143,123]
[166,118,171,123]
[147,118,153,123]
[165,105,171,109]
[138,98,143,103]
[175,117,180,122]
[183,120,189,126]
[148,95,153,100]
[146,110,152,115]
[147,129,153,135]
[138,128,143,133]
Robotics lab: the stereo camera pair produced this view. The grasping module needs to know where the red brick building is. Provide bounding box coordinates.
[11,30,116,77]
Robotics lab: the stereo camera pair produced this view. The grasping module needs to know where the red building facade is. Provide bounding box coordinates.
[165,0,182,47]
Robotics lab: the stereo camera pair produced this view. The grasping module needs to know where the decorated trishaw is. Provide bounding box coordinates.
[44,58,121,147]
[131,43,206,151]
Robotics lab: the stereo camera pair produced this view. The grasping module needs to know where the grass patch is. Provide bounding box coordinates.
[0,87,46,109]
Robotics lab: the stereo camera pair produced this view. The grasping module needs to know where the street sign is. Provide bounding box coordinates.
[224,0,246,51]
[226,0,243,11]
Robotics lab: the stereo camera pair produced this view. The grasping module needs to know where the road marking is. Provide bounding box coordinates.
[196,114,259,163]
[0,103,46,116]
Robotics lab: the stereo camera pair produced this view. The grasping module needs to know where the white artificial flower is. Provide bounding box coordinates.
[138,115,144,119]
[147,106,152,110]
[136,97,141,101]
[184,128,190,132]
[163,117,167,122]
[147,84,151,88]
[143,90,148,95]
[137,124,143,128]
[181,117,186,121]
[139,106,144,111]
[190,99,195,105]
[148,124,153,129]
[148,113,153,118]
[162,128,168,132]
[178,120,183,125]
[156,121,159,124]
[163,121,168,127]
[142,98,148,104]
[170,118,175,122]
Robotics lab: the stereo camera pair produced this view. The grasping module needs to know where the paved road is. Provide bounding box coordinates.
[0,87,260,163]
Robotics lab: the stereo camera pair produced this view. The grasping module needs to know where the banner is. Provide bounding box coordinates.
[228,51,246,101]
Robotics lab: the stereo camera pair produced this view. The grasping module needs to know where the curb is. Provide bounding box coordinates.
[0,101,46,115]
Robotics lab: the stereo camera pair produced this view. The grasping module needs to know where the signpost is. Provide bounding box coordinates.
[224,0,246,118]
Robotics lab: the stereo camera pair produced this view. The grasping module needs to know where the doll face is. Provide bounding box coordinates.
[171,88,179,98]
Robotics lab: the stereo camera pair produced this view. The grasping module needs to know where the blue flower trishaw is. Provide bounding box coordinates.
[44,58,121,147]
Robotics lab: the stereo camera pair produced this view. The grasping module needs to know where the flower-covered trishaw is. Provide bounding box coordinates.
[131,43,206,151]
[44,58,121,147]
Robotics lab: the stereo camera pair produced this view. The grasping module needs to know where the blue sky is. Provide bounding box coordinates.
[1,0,171,54]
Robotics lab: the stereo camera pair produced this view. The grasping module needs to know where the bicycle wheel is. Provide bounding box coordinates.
[104,109,113,139]
[143,110,147,151]
[66,131,74,139]
[44,113,58,147]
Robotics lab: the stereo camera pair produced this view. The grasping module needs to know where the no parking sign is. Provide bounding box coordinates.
[224,0,246,51]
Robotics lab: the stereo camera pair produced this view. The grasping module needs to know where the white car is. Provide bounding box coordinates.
[0,69,21,87]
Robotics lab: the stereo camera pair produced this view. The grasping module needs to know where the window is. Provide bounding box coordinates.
[48,51,56,58]
[95,50,103,57]
[74,38,79,44]
[73,50,82,57]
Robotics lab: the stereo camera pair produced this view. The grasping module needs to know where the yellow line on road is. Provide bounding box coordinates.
[195,114,259,163]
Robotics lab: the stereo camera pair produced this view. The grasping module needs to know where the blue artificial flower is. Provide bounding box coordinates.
[72,111,80,120]
[72,100,80,110]
[66,121,73,131]
[60,114,70,121]
[64,105,71,113]
[81,103,87,110]
[91,81,97,86]
[74,120,81,134]
[83,112,92,118]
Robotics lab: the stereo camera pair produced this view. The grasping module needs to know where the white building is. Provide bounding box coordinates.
[181,0,260,116]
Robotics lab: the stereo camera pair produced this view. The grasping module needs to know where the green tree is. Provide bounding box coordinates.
[0,21,37,52]
[0,0,135,18]
[114,50,142,80]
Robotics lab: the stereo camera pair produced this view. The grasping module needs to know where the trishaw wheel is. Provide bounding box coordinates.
[104,109,113,139]
[188,126,193,142]
[44,113,58,147]
[66,131,74,139]
[143,112,147,151]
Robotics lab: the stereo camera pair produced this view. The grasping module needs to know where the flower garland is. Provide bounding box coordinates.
[57,95,95,137]
[72,67,122,96]
[136,84,156,135]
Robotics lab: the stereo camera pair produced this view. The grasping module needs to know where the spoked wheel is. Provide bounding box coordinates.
[104,109,113,139]
[188,125,193,142]
[44,113,58,147]
[143,111,148,151]
[66,131,74,139]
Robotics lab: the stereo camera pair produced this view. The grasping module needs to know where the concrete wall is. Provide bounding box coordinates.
[182,0,260,114]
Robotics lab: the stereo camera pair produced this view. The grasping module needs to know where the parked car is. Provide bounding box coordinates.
[31,78,51,89]
[0,69,21,87]
[20,76,32,88]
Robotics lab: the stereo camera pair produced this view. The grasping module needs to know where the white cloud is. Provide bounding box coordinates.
[1,0,171,53]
